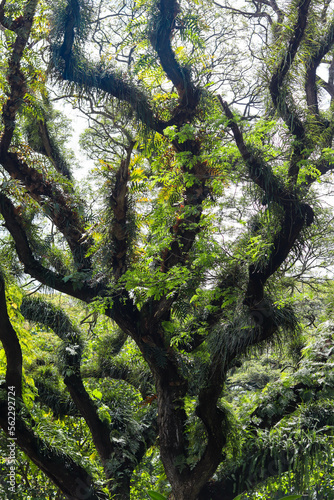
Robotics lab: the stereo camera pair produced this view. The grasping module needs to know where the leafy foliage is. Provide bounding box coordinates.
[1,0,334,499]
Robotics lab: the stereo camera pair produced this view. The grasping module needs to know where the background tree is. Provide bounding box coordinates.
[1,0,334,499]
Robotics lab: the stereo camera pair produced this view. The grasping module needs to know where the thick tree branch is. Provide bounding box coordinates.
[0,0,91,269]
[0,193,101,301]
[244,204,313,307]
[220,99,314,307]
[82,361,153,398]
[37,119,73,180]
[110,142,134,280]
[56,55,169,132]
[21,296,115,465]
[149,0,200,120]
[199,447,298,500]
[0,274,22,397]
[0,399,107,500]
[0,0,38,154]
[220,98,292,203]
[54,0,200,133]
[269,0,284,28]
[65,373,115,466]
[200,399,334,499]
[250,380,323,430]
[159,141,210,276]
[0,152,92,269]
[226,302,282,363]
[189,355,227,498]
[269,0,311,138]
[21,295,156,495]
[53,0,165,134]
[317,75,334,98]
[305,15,334,116]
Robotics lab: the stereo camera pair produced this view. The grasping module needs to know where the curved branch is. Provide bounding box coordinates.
[199,400,334,499]
[110,142,134,280]
[244,203,314,307]
[249,380,324,430]
[269,0,311,138]
[21,296,114,465]
[82,349,154,397]
[220,98,291,203]
[54,12,165,133]
[0,274,22,397]
[37,119,73,180]
[0,399,107,500]
[0,0,38,154]
[212,0,273,24]
[198,447,298,499]
[0,0,91,268]
[53,0,200,132]
[0,193,100,301]
[149,0,200,117]
[305,15,334,116]
[21,295,158,495]
[317,75,334,98]
[269,0,284,27]
[0,152,92,269]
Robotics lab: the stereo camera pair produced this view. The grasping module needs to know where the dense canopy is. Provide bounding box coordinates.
[1,0,334,499]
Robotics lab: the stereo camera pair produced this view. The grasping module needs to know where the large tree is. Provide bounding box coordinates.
[1,0,334,498]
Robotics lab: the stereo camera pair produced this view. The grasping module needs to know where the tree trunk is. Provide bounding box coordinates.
[155,370,225,500]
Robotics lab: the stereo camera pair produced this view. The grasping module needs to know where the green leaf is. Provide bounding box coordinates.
[190,294,198,304]
[147,491,168,500]
[92,389,103,399]
[63,275,73,283]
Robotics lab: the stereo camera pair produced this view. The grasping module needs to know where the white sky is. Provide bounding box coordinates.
[55,100,93,180]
